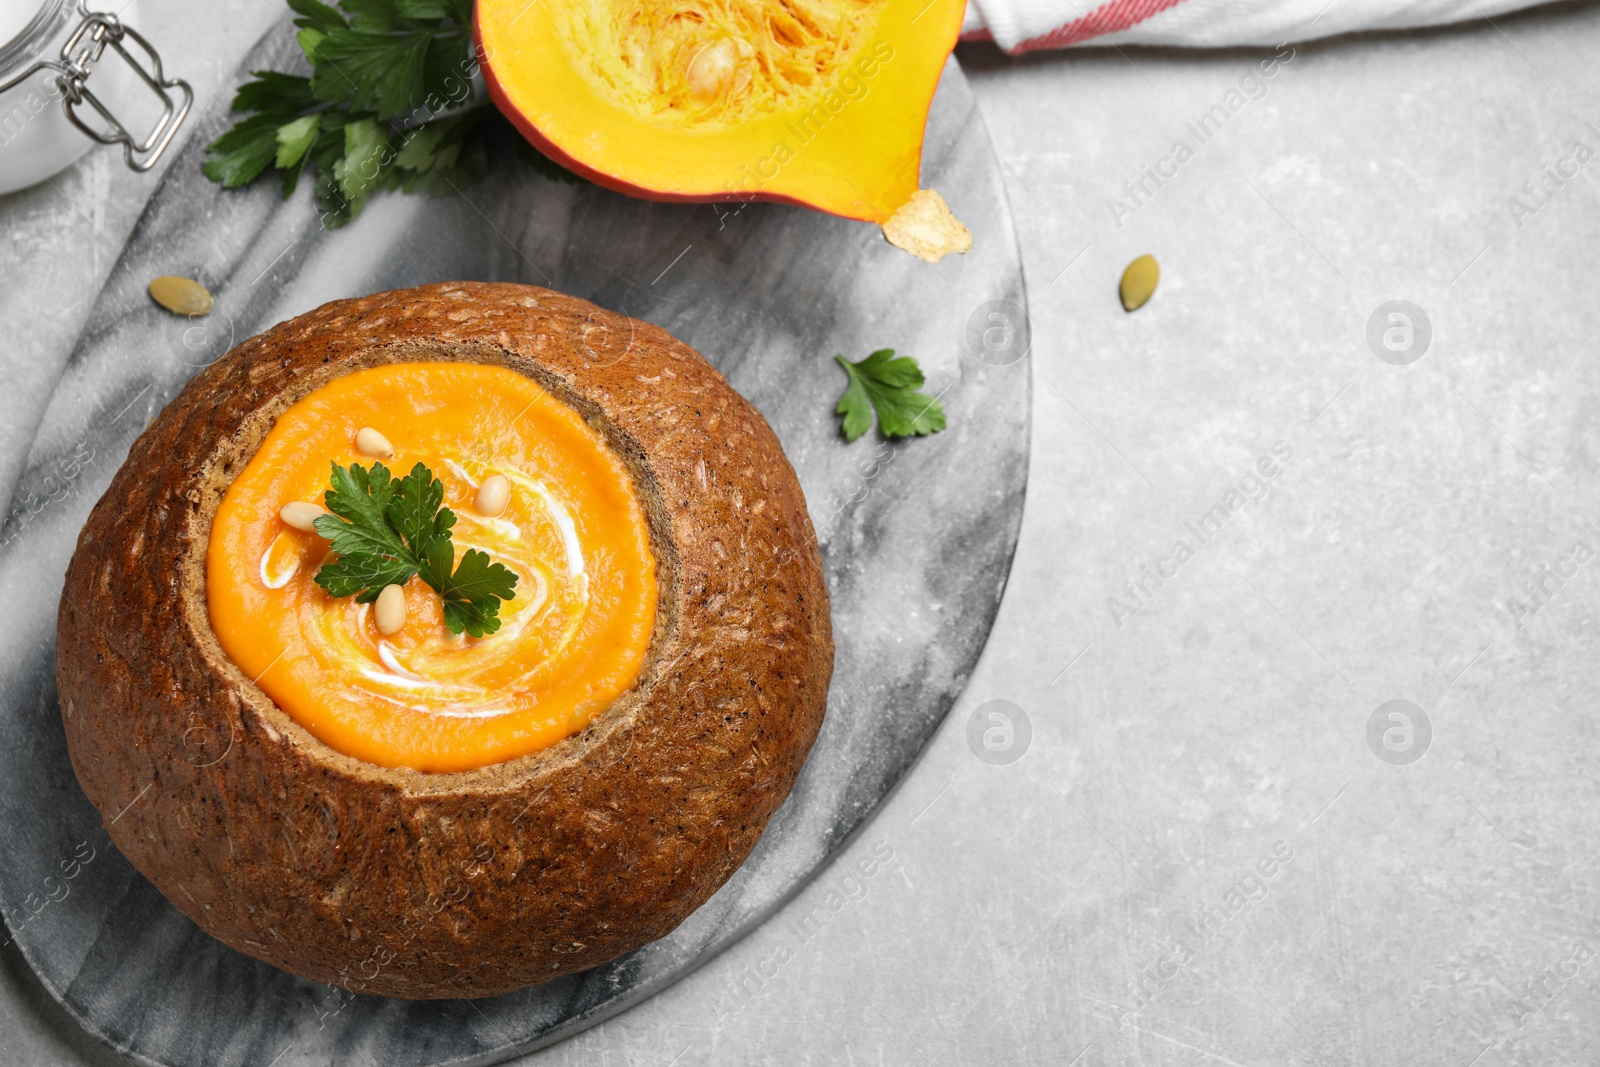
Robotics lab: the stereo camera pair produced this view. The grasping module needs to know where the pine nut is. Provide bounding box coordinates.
[476,473,511,516]
[279,501,326,532]
[356,426,394,458]
[375,583,407,635]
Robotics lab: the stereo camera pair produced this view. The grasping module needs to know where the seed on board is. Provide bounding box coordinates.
[476,473,511,517]
[279,501,326,532]
[355,426,394,458]
[1119,254,1160,312]
[148,275,214,317]
[374,583,407,635]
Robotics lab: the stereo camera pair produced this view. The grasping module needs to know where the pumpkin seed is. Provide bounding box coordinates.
[1119,254,1159,312]
[148,275,214,317]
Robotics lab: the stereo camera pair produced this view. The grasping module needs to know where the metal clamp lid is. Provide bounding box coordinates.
[0,2,192,173]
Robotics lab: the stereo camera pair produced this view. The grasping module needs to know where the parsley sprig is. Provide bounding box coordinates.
[202,0,576,227]
[313,460,518,637]
[833,349,947,442]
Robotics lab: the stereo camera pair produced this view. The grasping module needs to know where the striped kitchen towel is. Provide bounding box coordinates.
[961,0,1568,54]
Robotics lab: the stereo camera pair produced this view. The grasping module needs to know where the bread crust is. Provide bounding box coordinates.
[54,282,832,999]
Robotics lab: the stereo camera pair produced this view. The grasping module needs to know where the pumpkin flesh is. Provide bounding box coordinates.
[476,0,971,256]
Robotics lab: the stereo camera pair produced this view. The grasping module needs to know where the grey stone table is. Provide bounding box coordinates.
[5,1,1600,1064]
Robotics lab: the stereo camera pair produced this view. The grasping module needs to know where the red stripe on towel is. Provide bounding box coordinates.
[1012,0,1191,53]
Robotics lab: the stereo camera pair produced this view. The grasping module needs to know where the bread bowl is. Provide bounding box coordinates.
[54,281,832,999]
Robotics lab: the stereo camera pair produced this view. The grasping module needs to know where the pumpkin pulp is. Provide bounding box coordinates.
[475,0,972,260]
[206,362,657,773]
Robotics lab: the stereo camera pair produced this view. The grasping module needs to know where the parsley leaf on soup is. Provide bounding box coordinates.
[309,460,516,633]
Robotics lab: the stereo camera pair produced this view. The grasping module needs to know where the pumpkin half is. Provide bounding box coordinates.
[474,0,973,262]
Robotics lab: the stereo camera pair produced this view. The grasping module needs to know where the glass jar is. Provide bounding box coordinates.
[0,0,190,194]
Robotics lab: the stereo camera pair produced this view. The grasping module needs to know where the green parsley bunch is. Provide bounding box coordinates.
[203,0,572,227]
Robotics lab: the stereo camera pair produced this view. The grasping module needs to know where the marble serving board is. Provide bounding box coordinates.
[0,26,1030,1067]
